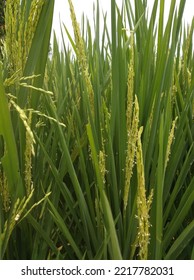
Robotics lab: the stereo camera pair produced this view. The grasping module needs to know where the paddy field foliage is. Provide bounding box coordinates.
[0,0,194,259]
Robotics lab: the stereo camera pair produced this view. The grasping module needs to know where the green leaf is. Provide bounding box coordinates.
[0,63,24,199]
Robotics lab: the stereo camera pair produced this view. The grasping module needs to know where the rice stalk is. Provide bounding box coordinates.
[0,62,25,199]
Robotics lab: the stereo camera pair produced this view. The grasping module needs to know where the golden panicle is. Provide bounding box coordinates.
[136,127,153,260]
[165,117,178,169]
[68,0,94,114]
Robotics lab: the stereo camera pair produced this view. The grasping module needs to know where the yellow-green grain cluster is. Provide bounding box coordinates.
[9,99,36,150]
[0,0,193,261]
[126,33,135,130]
[136,127,153,260]
[24,111,34,196]
[25,0,44,47]
[165,117,178,169]
[99,146,106,186]
[182,26,193,88]
[68,0,94,114]
[9,99,35,195]
[0,171,10,212]
[1,189,34,246]
[123,33,139,212]
[4,0,44,73]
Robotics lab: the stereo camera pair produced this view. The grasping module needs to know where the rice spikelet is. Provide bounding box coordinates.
[165,117,178,169]
[136,127,153,260]
[123,33,138,212]
[10,99,36,153]
[24,111,34,196]
[0,171,11,212]
[4,0,44,73]
[68,0,94,114]
[99,136,106,185]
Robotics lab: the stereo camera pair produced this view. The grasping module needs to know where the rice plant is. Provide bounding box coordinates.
[0,0,194,260]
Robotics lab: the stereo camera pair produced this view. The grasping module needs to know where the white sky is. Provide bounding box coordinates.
[52,0,194,46]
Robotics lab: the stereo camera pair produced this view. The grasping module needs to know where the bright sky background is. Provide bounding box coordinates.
[52,0,194,47]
